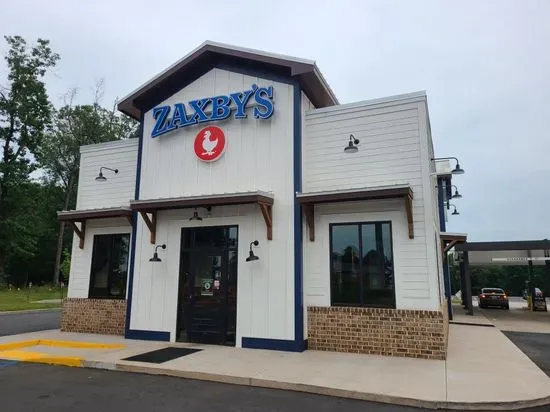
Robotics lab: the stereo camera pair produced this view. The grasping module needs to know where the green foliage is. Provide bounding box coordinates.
[3,182,64,286]
[40,102,138,197]
[0,36,59,274]
[60,248,71,281]
[450,264,550,296]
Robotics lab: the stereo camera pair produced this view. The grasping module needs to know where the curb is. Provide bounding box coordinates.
[79,360,550,411]
[0,308,61,315]
[4,353,550,410]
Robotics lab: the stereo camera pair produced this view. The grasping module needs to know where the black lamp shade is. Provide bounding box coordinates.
[452,163,465,175]
[246,251,259,262]
[452,190,462,199]
[149,252,162,262]
[344,141,358,154]
[95,172,107,182]
[452,209,459,215]
[189,210,203,221]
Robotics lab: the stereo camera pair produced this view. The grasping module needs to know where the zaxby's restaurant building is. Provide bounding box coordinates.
[59,41,456,360]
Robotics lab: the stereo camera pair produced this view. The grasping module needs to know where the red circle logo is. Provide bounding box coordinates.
[193,126,226,162]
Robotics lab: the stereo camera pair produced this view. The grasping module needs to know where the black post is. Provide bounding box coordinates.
[463,251,474,315]
[545,249,550,297]
[460,257,466,307]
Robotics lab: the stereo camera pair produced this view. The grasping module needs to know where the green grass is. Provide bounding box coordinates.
[0,286,66,312]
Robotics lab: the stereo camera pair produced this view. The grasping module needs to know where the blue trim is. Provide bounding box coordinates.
[437,177,453,320]
[126,329,170,341]
[242,338,307,352]
[124,114,145,338]
[292,83,305,350]
[240,77,306,352]
[214,63,295,85]
[437,177,446,232]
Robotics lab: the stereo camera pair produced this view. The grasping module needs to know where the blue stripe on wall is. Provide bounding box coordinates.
[438,177,453,320]
[125,114,144,338]
[126,329,170,341]
[292,83,305,350]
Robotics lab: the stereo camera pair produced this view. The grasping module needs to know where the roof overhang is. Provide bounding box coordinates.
[130,191,274,242]
[454,240,550,266]
[296,185,414,241]
[440,232,468,254]
[117,41,338,120]
[57,207,133,249]
[57,207,132,222]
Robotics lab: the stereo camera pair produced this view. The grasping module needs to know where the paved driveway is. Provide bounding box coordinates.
[504,331,550,378]
[0,363,548,412]
[0,310,60,337]
[477,299,550,333]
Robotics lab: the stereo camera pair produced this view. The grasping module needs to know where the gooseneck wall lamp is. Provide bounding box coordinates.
[431,157,465,175]
[189,206,212,221]
[448,204,460,216]
[149,244,166,262]
[451,185,462,199]
[95,167,118,181]
[246,240,260,262]
[344,134,360,154]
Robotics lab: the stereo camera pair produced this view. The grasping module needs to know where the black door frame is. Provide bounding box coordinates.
[176,225,238,345]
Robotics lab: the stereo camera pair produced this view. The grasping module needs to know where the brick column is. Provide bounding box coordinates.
[61,298,127,336]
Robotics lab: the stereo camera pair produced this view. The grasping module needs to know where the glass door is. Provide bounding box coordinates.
[177,226,238,345]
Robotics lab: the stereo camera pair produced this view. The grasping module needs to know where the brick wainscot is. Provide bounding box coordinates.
[308,304,448,360]
[61,298,126,336]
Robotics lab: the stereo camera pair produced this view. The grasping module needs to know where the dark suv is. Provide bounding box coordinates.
[478,288,509,310]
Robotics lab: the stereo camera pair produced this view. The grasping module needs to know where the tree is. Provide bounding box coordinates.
[40,89,138,285]
[0,36,59,277]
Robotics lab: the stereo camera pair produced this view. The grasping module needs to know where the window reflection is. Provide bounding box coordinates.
[330,222,395,308]
[89,234,130,299]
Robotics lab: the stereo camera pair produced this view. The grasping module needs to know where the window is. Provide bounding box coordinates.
[89,234,130,299]
[330,222,395,308]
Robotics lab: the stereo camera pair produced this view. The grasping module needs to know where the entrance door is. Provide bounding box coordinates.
[177,226,238,345]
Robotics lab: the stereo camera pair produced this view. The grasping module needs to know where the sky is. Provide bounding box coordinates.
[1,0,549,241]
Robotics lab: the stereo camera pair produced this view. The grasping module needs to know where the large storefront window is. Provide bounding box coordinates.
[89,234,130,299]
[330,222,395,308]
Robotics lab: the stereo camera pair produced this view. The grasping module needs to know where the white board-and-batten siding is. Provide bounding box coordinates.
[131,68,297,343]
[67,140,137,299]
[302,93,442,311]
[77,139,138,210]
[67,218,132,298]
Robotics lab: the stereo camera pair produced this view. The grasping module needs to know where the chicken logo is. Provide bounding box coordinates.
[193,126,226,162]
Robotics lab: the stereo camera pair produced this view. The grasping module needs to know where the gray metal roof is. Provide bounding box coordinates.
[118,41,338,120]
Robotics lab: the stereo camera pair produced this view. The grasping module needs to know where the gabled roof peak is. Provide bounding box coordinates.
[117,41,338,120]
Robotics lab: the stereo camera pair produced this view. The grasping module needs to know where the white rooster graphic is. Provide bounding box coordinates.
[201,129,218,156]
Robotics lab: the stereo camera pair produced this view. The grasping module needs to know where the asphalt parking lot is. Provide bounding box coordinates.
[2,362,550,412]
[0,310,60,337]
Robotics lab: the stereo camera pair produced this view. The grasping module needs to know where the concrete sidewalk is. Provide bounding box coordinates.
[1,325,550,410]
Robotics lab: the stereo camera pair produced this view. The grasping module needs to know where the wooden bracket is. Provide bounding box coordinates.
[69,220,86,249]
[405,194,414,239]
[139,211,157,244]
[258,202,273,240]
[303,204,315,241]
[443,239,459,255]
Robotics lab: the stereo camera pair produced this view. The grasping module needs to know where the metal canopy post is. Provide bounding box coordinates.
[463,251,473,315]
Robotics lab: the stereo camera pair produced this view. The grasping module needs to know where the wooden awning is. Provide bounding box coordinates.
[57,207,133,249]
[296,185,414,241]
[440,232,468,254]
[130,191,274,243]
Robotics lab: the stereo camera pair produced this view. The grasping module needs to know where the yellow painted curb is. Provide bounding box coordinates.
[0,339,125,351]
[0,349,82,367]
[39,340,125,349]
[0,340,40,351]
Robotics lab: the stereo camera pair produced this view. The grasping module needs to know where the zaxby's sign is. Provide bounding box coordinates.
[151,84,274,138]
